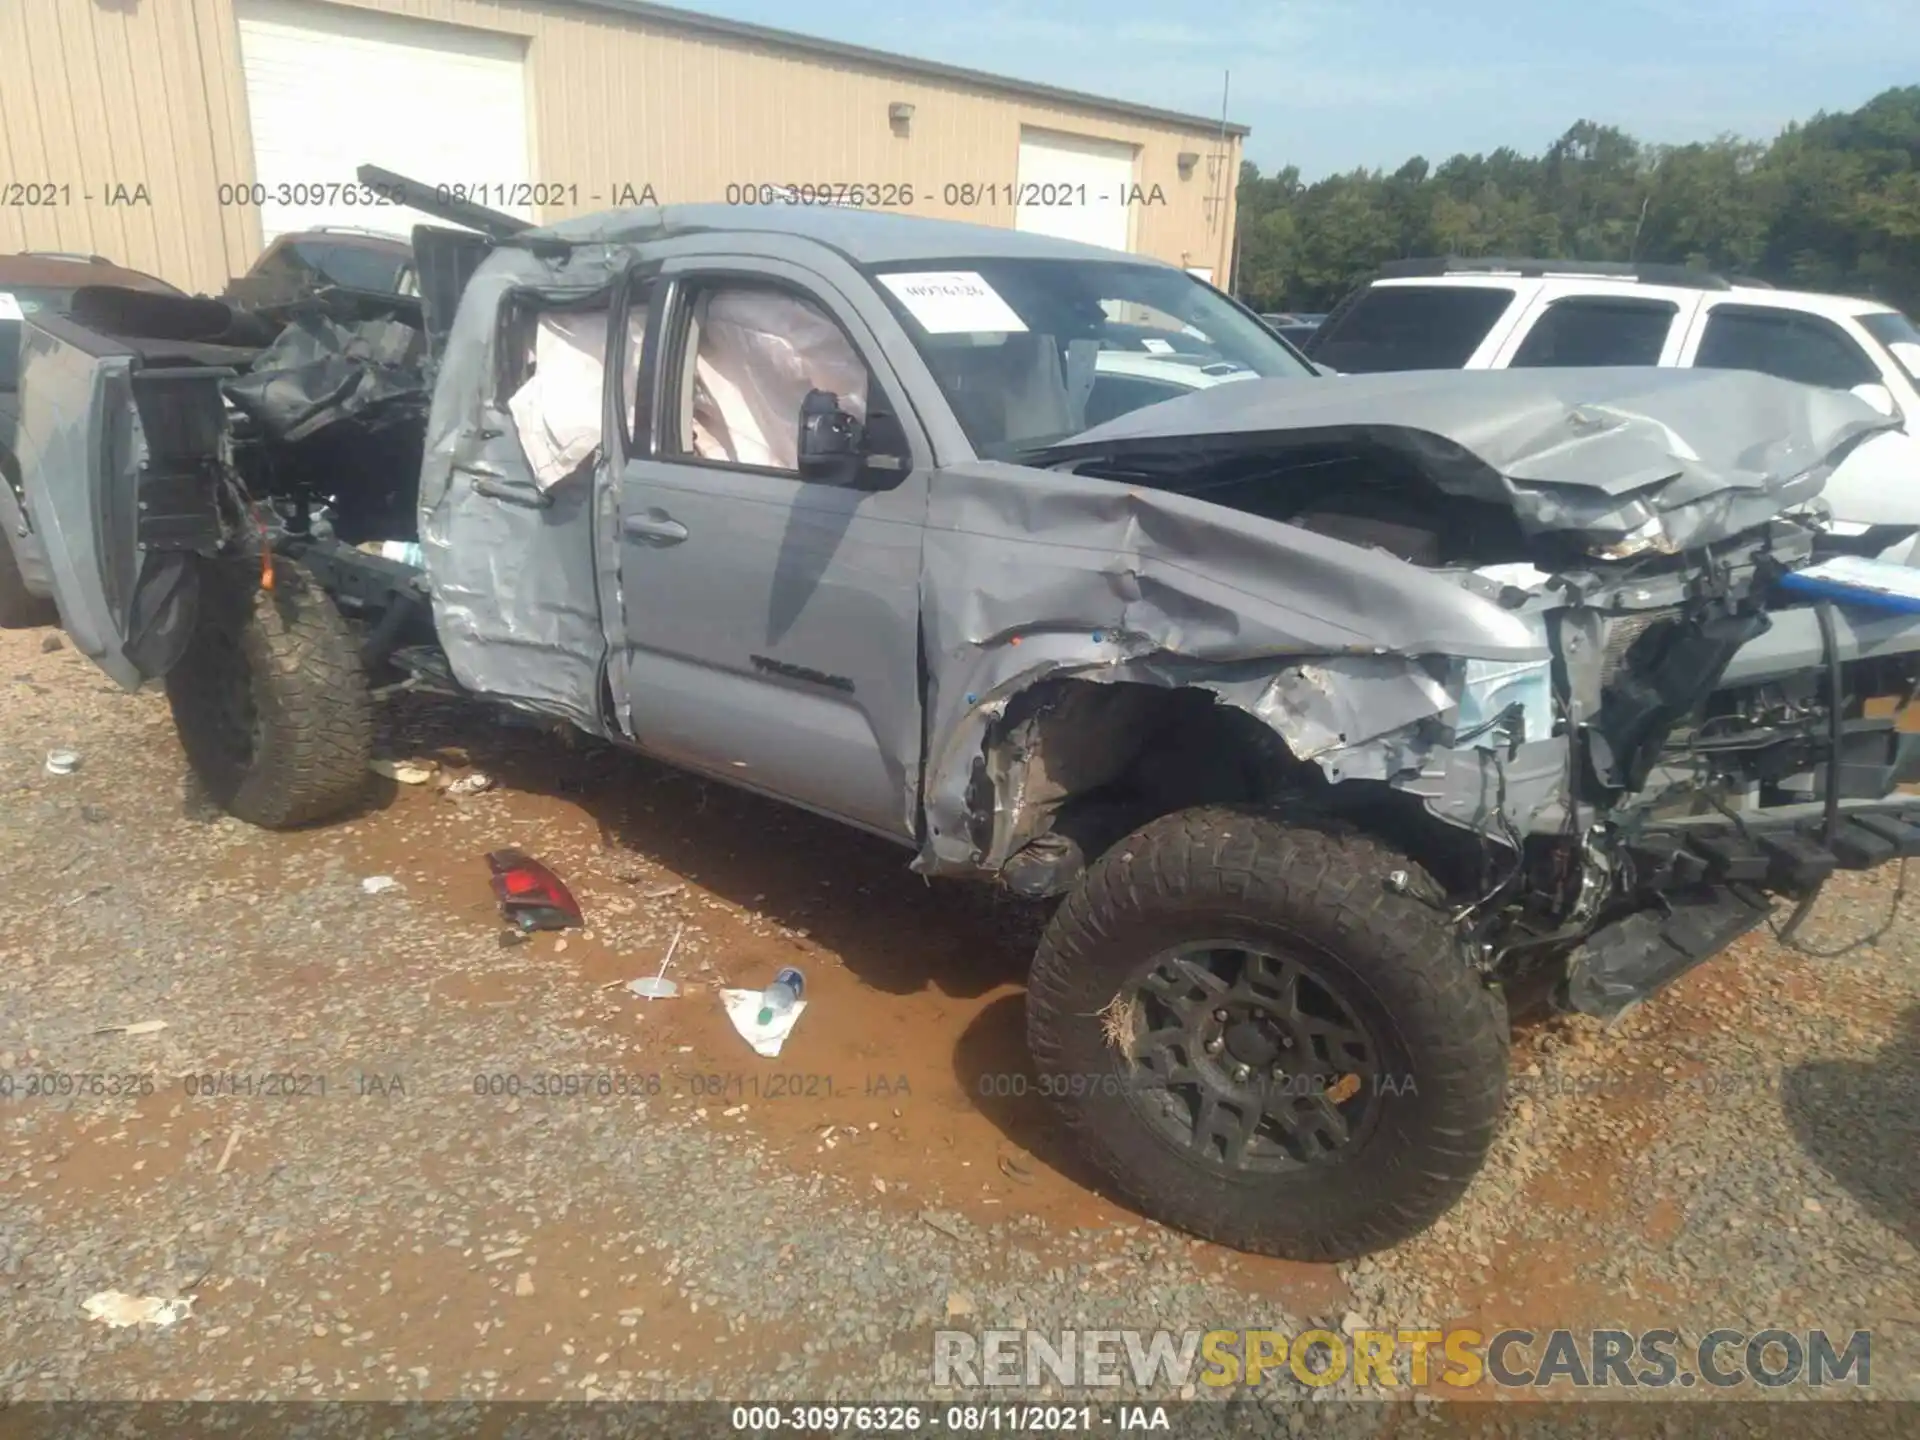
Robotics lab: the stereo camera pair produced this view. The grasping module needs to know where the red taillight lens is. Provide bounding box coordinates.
[485,849,583,931]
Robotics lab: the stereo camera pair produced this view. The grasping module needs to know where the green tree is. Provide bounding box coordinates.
[1233,85,1920,318]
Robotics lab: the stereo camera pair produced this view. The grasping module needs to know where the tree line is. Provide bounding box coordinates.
[1232,84,1920,317]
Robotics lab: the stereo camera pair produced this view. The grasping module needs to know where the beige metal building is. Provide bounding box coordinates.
[0,0,1246,295]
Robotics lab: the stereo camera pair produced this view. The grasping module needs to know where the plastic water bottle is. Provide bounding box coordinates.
[756,966,805,1026]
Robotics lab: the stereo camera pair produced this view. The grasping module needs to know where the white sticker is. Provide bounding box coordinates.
[1890,340,1920,374]
[1140,337,1175,355]
[0,292,21,322]
[877,271,1027,334]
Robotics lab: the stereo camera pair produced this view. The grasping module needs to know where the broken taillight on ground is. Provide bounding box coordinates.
[485,849,583,932]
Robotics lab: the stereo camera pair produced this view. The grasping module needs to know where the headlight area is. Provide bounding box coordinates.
[1587,515,1681,562]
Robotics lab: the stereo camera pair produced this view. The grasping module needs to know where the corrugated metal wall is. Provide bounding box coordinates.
[0,0,1241,293]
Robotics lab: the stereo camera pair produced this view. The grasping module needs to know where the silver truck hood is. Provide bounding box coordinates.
[1034,367,1899,551]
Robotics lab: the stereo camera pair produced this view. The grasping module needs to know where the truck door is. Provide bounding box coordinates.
[13,309,235,690]
[610,254,931,842]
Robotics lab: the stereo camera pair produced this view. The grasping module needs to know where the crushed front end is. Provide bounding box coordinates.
[935,367,1920,1020]
[1435,524,1920,1022]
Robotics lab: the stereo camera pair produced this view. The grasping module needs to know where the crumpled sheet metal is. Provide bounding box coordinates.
[418,248,625,731]
[915,463,1559,872]
[222,312,427,445]
[1037,367,1898,551]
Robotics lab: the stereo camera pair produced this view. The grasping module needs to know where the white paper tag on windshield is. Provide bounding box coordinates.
[0,292,22,322]
[1140,337,1174,354]
[878,271,1026,334]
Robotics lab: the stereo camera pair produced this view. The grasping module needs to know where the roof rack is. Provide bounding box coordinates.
[21,250,116,265]
[1378,256,1736,292]
[300,225,412,241]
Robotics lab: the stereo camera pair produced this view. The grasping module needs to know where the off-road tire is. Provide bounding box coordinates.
[1026,805,1508,1261]
[165,557,372,828]
[0,530,54,628]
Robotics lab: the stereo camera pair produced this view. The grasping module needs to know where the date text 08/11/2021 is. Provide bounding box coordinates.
[729,1404,1171,1432]
[3,178,1172,210]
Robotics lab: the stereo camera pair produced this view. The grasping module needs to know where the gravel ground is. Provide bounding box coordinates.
[1,618,1915,1426]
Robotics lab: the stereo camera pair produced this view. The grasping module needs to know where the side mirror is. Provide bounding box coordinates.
[797,388,863,479]
[1851,382,1898,418]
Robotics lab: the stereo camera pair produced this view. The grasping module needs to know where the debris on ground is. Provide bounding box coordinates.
[361,875,403,895]
[756,966,805,1025]
[722,982,807,1058]
[485,849,583,932]
[82,1292,193,1329]
[39,634,61,653]
[920,1210,967,1242]
[94,1019,167,1037]
[625,926,684,1000]
[371,759,436,785]
[43,749,78,776]
[444,772,494,797]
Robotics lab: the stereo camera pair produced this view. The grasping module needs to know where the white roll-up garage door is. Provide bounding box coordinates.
[1014,128,1138,254]
[237,0,532,244]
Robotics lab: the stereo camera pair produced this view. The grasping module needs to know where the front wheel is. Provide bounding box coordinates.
[165,558,373,828]
[1025,805,1508,1261]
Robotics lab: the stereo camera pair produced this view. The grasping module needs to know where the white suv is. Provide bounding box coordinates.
[1306,260,1920,551]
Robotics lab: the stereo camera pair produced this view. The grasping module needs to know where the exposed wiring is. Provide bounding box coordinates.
[1450,712,1530,929]
[1700,753,1911,958]
[1769,858,1909,958]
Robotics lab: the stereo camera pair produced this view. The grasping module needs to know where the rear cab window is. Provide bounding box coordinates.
[494,285,651,490]
[1308,284,1516,372]
[1510,296,1679,368]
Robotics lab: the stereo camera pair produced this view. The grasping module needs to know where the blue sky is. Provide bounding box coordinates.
[686,0,1920,179]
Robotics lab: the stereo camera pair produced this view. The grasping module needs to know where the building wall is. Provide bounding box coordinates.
[0,0,1241,293]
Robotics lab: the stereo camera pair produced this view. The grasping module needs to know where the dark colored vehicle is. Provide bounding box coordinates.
[16,174,1920,1263]
[223,227,417,308]
[1258,312,1326,351]
[0,252,185,625]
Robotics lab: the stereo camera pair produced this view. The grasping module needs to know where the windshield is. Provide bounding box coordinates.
[257,239,413,294]
[868,259,1312,458]
[0,286,75,392]
[1860,310,1920,388]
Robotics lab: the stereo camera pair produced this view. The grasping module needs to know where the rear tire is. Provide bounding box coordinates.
[0,530,55,628]
[165,557,372,828]
[1025,805,1508,1261]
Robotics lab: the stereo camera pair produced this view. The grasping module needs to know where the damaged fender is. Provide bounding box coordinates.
[913,461,1554,875]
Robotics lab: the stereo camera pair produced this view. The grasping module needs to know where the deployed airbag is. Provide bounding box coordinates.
[690,289,868,469]
[505,310,647,490]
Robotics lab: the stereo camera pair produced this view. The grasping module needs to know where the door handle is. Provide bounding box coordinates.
[624,511,688,544]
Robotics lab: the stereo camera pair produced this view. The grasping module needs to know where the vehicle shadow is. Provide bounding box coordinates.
[1781,1003,1920,1249]
[951,989,1145,1210]
[390,693,1041,1002]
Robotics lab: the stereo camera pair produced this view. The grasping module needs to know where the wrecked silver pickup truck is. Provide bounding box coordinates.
[15,180,1920,1261]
